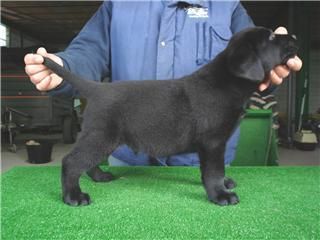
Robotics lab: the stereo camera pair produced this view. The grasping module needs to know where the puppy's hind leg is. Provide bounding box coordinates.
[61,130,115,206]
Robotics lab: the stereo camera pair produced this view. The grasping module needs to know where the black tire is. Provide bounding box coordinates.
[62,113,78,144]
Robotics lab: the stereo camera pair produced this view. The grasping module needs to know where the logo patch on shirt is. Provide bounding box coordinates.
[186,7,209,18]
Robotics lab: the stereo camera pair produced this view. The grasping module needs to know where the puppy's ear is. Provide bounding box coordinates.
[227,44,265,82]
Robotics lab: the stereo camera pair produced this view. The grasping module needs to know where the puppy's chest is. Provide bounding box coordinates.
[195,103,243,133]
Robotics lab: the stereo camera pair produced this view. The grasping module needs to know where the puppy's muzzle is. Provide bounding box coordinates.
[278,34,299,64]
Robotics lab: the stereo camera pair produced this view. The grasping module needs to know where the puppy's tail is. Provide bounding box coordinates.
[43,57,97,97]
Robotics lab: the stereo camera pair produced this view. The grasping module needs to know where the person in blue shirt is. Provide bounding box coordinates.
[24,1,302,166]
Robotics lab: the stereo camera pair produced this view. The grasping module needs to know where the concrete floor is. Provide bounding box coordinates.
[1,133,319,173]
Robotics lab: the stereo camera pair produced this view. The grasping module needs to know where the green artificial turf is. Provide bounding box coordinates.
[1,166,320,239]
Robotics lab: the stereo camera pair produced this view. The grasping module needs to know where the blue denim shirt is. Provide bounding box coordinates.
[54,1,254,166]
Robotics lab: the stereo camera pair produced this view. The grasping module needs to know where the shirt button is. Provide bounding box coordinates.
[160,41,166,47]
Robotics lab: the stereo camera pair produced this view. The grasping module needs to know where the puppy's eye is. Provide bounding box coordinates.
[269,33,276,41]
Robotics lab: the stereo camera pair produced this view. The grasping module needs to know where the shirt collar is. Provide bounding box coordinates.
[166,0,209,8]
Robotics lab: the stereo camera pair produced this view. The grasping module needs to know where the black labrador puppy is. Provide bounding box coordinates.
[43,27,298,207]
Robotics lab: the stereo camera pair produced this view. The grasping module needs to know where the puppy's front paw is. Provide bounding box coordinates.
[63,192,91,206]
[224,177,237,189]
[209,191,239,206]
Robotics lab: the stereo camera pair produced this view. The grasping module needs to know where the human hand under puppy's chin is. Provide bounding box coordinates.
[258,26,303,92]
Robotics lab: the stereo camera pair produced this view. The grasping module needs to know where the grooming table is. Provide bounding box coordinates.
[2,166,319,239]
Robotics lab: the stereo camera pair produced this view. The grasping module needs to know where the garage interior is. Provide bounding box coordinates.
[1,1,319,170]
[1,2,320,239]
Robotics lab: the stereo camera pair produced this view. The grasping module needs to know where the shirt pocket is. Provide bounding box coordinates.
[196,22,232,65]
